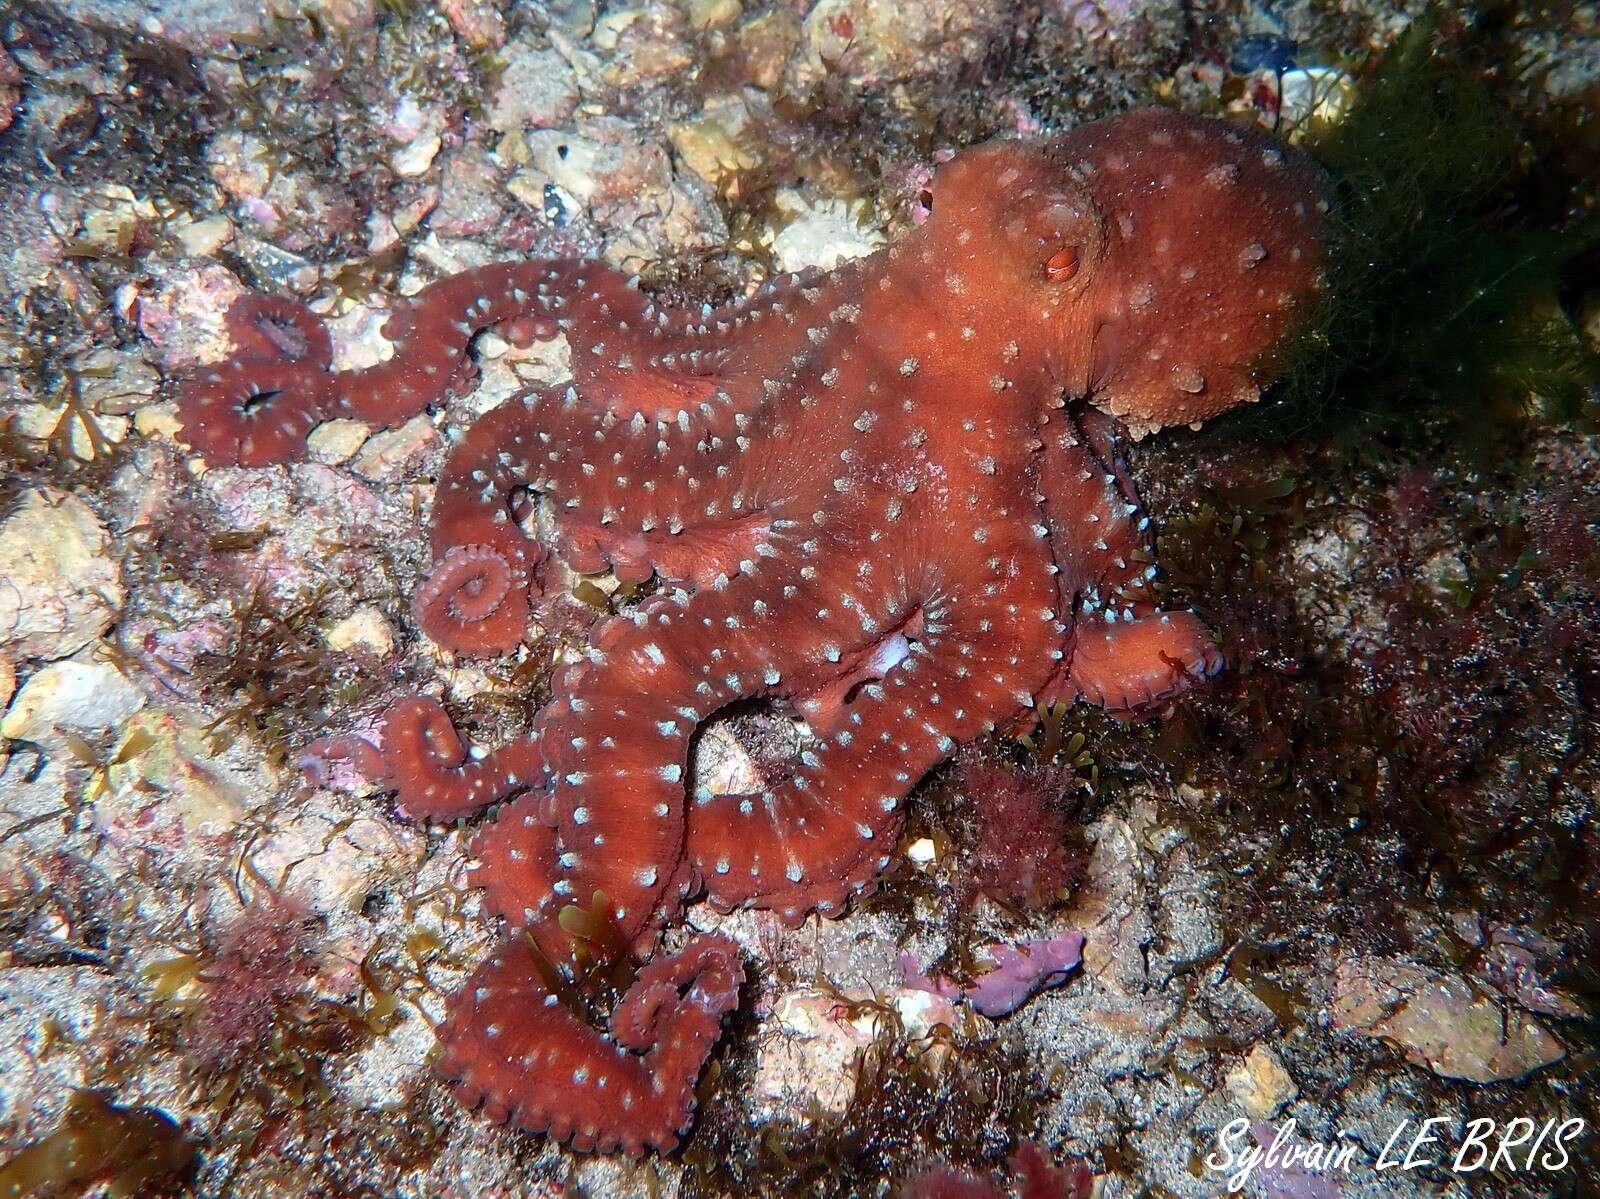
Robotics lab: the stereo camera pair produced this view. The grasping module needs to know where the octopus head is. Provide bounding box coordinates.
[927,110,1329,438]
[1062,108,1329,436]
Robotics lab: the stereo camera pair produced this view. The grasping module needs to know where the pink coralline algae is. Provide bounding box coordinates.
[177,108,1327,1154]
[902,1141,1094,1199]
[898,931,1085,1018]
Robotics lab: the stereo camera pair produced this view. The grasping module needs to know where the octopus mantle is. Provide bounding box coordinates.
[181,109,1326,1154]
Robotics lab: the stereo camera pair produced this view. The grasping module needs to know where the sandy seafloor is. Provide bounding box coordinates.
[1,1,1598,1196]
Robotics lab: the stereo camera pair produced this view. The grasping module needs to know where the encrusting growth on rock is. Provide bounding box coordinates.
[179,107,1327,1155]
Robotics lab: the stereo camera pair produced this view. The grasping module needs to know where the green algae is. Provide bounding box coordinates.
[1264,6,1600,444]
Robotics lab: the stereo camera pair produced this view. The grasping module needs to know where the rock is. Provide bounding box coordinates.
[350,414,440,481]
[433,144,508,240]
[97,709,253,848]
[170,212,235,257]
[133,402,183,441]
[0,966,138,1132]
[733,8,803,91]
[392,130,443,179]
[68,347,161,415]
[249,800,420,915]
[1225,1044,1297,1119]
[1061,814,1152,997]
[133,262,248,372]
[686,0,740,30]
[799,0,1008,87]
[73,184,161,258]
[0,44,19,135]
[669,92,767,193]
[1277,66,1357,130]
[899,932,1085,1018]
[752,986,965,1120]
[488,43,579,134]
[1152,844,1224,979]
[325,607,397,659]
[767,189,885,273]
[206,129,356,251]
[595,6,693,89]
[1331,956,1565,1083]
[306,419,372,465]
[0,489,125,661]
[1474,924,1585,1020]
[0,657,14,713]
[524,119,673,222]
[441,0,506,49]
[1,658,146,749]
[546,0,595,36]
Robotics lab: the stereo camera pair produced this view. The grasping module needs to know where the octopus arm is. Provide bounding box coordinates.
[685,529,1064,919]
[437,932,743,1155]
[175,259,826,468]
[1039,409,1222,711]
[377,697,547,821]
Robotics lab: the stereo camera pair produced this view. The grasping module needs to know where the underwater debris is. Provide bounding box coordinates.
[0,1090,195,1199]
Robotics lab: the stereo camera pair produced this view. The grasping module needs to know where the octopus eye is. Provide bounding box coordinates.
[1045,245,1082,283]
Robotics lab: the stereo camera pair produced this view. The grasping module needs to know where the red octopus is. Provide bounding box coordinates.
[182,109,1327,1155]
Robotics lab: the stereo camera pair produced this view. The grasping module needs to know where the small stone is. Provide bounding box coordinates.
[767,189,886,273]
[135,262,249,372]
[0,44,19,135]
[489,44,579,134]
[799,0,1009,87]
[1225,1044,1297,1119]
[905,837,937,868]
[1,657,146,749]
[0,489,125,660]
[11,405,132,459]
[250,801,419,915]
[325,607,396,659]
[733,8,802,91]
[441,0,506,49]
[350,413,440,481]
[171,213,235,257]
[307,419,373,465]
[69,347,161,415]
[525,119,673,219]
[134,402,183,440]
[0,657,13,713]
[686,0,740,31]
[669,92,765,191]
[752,986,966,1119]
[597,5,694,88]
[100,709,253,845]
[391,131,443,178]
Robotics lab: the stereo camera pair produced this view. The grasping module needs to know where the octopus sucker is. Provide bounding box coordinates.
[185,107,1328,1154]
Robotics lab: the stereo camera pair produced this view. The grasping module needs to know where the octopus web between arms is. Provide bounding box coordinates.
[184,108,1328,1155]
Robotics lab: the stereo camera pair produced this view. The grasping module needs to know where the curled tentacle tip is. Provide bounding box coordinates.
[224,294,333,366]
[298,733,388,791]
[174,359,328,467]
[413,543,530,655]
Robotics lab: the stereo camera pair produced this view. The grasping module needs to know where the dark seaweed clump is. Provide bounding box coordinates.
[684,1016,1059,1199]
[1263,7,1600,444]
